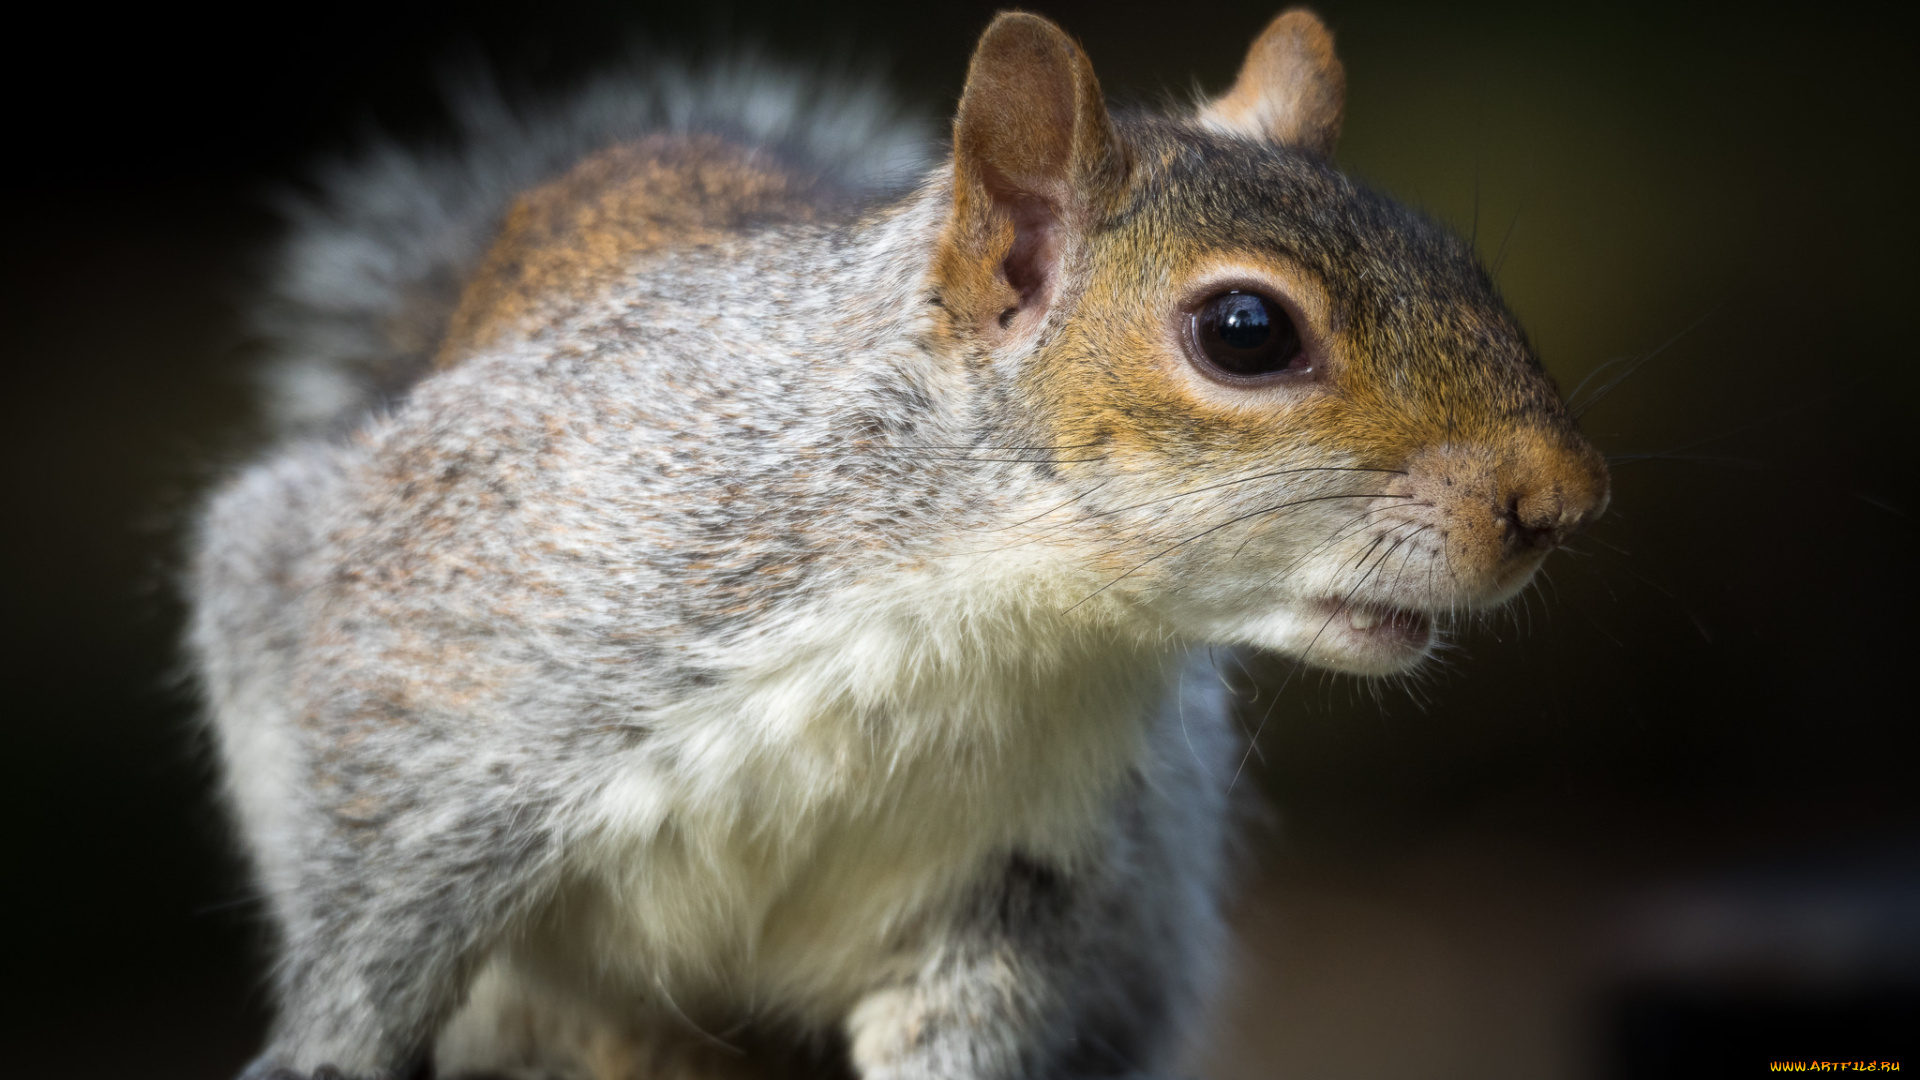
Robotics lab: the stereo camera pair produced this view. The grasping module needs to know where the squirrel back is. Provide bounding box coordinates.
[258,57,930,436]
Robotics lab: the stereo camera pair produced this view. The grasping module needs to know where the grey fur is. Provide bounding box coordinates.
[259,56,932,438]
[200,199,1238,1075]
[192,21,1603,1080]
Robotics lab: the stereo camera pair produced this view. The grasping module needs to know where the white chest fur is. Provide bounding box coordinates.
[534,557,1177,1022]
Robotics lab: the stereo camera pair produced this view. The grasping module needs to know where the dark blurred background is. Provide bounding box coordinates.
[4,1,1915,1076]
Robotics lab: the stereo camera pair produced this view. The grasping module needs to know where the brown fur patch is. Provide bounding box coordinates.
[438,134,824,366]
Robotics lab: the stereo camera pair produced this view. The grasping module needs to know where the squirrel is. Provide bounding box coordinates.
[189,9,1610,1080]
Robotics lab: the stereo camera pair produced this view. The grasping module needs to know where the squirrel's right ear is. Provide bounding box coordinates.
[936,13,1128,342]
[1198,9,1345,157]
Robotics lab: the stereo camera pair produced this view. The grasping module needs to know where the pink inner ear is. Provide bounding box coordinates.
[982,164,1062,315]
[1001,195,1059,311]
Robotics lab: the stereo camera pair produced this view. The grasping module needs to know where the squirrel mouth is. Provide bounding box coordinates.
[1222,596,1439,675]
[1315,599,1435,664]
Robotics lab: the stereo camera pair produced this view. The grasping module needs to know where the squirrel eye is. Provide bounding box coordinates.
[1190,291,1306,378]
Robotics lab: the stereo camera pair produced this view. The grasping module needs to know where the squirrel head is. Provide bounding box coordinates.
[927,10,1609,677]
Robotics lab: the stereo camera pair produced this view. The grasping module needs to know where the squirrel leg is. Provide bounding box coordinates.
[846,665,1237,1080]
[234,733,570,1080]
[842,665,1235,1080]
[847,836,1220,1080]
[845,856,1075,1080]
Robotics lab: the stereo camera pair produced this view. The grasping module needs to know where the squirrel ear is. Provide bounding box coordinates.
[1197,9,1346,157]
[937,12,1128,340]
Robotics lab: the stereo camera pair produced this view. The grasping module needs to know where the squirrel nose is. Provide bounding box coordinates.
[1505,490,1571,549]
[1499,441,1609,552]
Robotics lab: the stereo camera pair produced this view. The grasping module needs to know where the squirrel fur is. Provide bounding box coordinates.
[189,10,1610,1080]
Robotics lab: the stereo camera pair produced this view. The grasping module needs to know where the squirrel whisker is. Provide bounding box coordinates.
[1066,492,1409,613]
[1228,525,1419,791]
[1570,306,1720,419]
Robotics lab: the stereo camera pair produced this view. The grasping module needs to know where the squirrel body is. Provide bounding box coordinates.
[191,11,1608,1080]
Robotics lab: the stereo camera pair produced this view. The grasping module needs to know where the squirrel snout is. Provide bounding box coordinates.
[1498,438,1610,553]
[1503,493,1567,550]
[1506,484,1598,550]
[1398,434,1608,597]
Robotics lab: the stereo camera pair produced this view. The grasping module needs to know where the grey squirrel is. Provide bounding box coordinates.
[189,9,1609,1080]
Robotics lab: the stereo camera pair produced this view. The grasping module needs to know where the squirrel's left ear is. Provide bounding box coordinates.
[937,13,1129,341]
[1198,9,1345,157]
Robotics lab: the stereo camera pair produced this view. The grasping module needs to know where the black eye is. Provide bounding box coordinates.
[1190,291,1306,378]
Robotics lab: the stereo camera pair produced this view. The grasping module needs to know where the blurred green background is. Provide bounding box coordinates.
[3,1,1915,1076]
